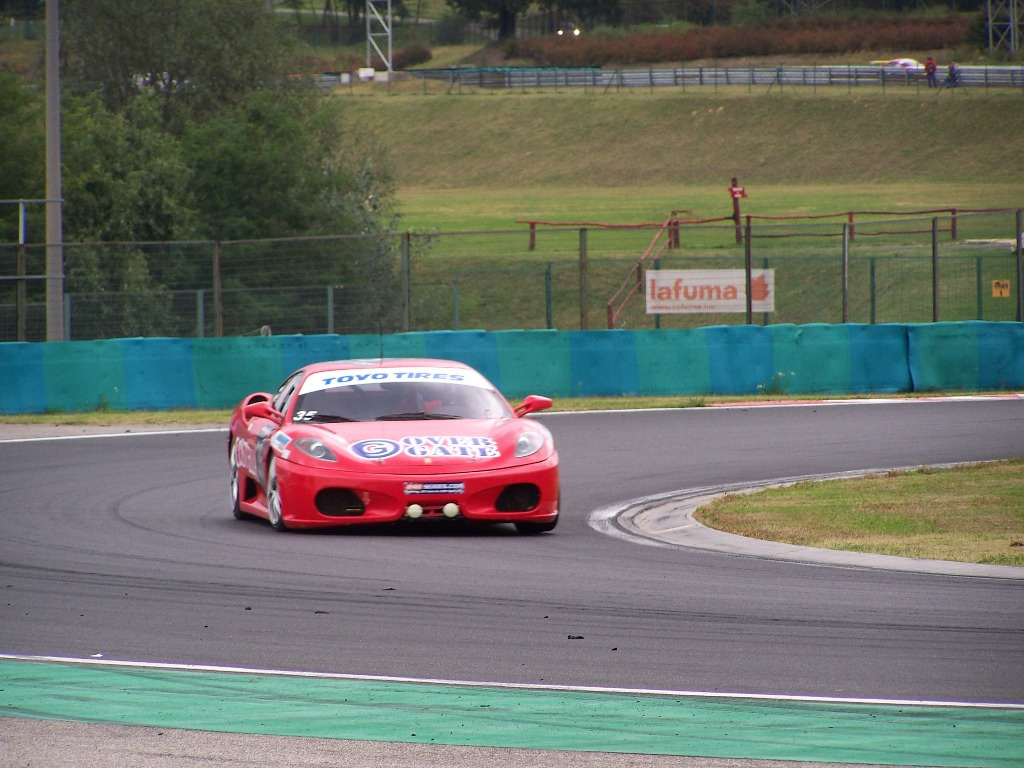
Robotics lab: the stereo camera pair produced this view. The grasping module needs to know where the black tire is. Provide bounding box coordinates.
[266,458,288,532]
[515,517,558,535]
[515,494,560,535]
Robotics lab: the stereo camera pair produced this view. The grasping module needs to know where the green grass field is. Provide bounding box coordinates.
[333,83,1023,330]
[698,460,1024,567]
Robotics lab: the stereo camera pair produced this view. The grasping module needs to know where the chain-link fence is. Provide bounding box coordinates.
[1,233,405,341]
[2,209,1021,342]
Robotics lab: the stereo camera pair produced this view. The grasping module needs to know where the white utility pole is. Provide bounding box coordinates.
[366,0,393,73]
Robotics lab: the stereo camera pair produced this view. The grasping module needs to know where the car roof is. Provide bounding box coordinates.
[300,358,473,375]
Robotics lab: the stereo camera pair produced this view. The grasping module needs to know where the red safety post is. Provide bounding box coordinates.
[669,211,681,248]
[729,177,747,244]
[848,211,855,242]
[528,221,536,251]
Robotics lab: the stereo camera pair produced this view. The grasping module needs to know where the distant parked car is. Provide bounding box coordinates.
[873,58,924,75]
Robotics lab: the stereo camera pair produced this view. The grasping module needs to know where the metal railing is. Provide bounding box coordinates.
[410,64,1024,90]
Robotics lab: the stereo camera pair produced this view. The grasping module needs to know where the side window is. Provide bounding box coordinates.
[271,371,303,415]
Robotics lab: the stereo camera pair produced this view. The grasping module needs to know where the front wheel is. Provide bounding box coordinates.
[229,444,247,521]
[266,458,288,532]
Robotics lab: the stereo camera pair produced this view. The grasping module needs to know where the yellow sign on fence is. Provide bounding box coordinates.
[992,280,1011,298]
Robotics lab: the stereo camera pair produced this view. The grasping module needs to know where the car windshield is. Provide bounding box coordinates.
[291,378,513,423]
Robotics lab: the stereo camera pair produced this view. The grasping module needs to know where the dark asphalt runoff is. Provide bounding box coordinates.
[1,398,1022,767]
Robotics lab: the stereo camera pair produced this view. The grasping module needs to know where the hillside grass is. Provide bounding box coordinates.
[337,88,1024,198]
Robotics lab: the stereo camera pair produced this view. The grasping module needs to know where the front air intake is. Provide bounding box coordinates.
[495,483,541,512]
[315,488,365,517]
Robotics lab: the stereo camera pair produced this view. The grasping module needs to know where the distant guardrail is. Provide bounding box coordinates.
[409,65,1024,90]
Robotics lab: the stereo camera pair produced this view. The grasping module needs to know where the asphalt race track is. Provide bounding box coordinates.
[1,399,1023,766]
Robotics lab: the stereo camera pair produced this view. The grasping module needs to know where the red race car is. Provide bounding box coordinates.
[228,358,559,534]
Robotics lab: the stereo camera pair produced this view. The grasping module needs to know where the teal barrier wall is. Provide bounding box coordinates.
[908,321,1024,392]
[1,323,1021,414]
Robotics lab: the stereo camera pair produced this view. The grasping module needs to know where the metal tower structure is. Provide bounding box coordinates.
[988,0,1023,56]
[366,0,393,73]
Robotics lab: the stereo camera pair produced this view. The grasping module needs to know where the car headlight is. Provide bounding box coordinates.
[514,429,546,458]
[293,437,338,462]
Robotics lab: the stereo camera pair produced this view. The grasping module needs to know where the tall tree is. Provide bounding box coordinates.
[445,0,531,39]
[7,0,403,339]
[59,0,398,245]
[540,0,623,28]
[181,89,400,335]
[0,72,44,242]
[182,89,395,242]
[62,0,295,132]
[61,95,197,244]
[55,95,199,337]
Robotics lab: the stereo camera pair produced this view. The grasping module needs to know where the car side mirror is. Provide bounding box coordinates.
[243,400,283,423]
[514,395,553,417]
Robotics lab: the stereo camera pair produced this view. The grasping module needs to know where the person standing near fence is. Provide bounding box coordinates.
[925,56,938,88]
[946,61,960,87]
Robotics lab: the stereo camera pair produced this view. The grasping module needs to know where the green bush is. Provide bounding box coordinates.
[505,16,972,67]
[392,44,433,70]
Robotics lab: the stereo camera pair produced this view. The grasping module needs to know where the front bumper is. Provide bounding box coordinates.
[272,454,559,528]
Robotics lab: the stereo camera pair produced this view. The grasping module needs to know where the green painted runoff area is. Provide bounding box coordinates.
[1,660,1021,766]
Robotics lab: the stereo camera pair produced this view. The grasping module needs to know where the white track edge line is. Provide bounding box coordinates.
[1,653,1021,710]
[0,427,226,444]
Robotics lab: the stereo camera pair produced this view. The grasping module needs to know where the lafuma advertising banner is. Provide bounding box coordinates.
[646,269,775,314]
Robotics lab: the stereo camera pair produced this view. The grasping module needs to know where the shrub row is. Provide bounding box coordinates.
[505,17,971,67]
[295,45,432,76]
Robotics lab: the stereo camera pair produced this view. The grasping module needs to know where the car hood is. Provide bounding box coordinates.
[281,418,551,471]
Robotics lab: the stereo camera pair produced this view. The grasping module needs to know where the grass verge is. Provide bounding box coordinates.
[696,460,1024,567]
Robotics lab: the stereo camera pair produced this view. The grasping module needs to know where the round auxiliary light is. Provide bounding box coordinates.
[406,504,424,519]
[442,503,460,518]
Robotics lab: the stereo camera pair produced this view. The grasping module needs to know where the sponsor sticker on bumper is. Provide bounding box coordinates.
[404,482,465,496]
